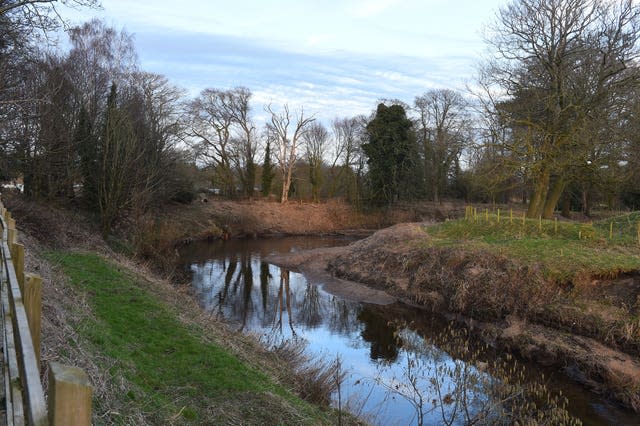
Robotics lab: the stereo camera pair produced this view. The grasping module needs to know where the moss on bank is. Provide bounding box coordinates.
[47,251,342,425]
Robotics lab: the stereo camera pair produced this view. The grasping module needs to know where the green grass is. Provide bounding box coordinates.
[47,251,331,425]
[423,211,640,282]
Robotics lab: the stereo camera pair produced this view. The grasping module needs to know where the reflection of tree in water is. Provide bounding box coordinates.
[213,251,257,331]
[327,297,361,336]
[237,254,254,331]
[358,307,400,362]
[297,283,324,328]
[259,262,271,312]
[216,256,238,317]
[274,268,296,336]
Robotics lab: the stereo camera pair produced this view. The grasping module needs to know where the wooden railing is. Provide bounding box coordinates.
[0,202,92,426]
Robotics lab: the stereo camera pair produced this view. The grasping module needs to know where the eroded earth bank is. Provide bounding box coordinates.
[270,222,640,413]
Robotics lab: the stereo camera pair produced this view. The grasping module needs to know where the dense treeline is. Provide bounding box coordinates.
[1,0,640,236]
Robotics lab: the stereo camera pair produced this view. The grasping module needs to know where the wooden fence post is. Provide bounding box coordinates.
[24,273,43,368]
[12,242,25,292]
[6,216,15,231]
[609,221,613,240]
[48,362,92,426]
[7,228,16,246]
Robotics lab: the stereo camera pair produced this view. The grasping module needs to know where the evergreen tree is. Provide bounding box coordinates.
[363,103,421,205]
[261,140,275,197]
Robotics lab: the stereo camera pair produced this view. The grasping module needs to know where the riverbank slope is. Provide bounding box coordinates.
[5,196,364,425]
[313,220,640,411]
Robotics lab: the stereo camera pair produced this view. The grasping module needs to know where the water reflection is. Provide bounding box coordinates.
[179,238,638,426]
[191,253,363,342]
[358,308,399,362]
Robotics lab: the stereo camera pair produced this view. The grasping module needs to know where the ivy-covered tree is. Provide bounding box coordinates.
[261,139,275,197]
[363,103,421,205]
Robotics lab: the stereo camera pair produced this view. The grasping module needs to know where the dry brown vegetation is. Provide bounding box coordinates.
[114,198,468,276]
[172,198,464,237]
[328,224,560,321]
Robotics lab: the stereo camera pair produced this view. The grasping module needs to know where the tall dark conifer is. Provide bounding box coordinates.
[261,140,275,197]
[363,103,421,205]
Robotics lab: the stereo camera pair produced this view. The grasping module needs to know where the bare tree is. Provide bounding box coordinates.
[98,83,142,236]
[188,89,236,196]
[480,0,640,218]
[64,20,139,207]
[0,6,98,189]
[265,103,315,203]
[0,0,98,19]
[133,72,184,150]
[303,122,328,202]
[188,87,257,197]
[226,87,258,197]
[31,54,77,198]
[0,0,99,39]
[67,19,138,128]
[127,71,186,206]
[414,89,472,203]
[328,116,366,200]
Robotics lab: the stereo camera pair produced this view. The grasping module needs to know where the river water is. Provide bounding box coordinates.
[177,237,637,425]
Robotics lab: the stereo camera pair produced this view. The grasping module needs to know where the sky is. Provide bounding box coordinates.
[59,0,507,123]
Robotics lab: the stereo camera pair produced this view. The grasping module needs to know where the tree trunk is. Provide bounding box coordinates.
[583,190,592,216]
[281,168,292,203]
[280,180,289,203]
[561,193,571,218]
[542,177,564,219]
[527,168,550,218]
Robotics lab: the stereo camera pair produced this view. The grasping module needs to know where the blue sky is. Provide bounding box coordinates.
[60,0,506,122]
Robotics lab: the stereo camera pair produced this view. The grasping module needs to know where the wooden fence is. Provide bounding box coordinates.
[0,202,92,426]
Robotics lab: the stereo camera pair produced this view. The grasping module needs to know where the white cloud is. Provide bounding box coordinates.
[349,0,403,18]
[57,0,506,122]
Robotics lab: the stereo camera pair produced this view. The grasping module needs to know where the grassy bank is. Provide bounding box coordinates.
[47,251,342,425]
[425,211,640,283]
[421,213,640,353]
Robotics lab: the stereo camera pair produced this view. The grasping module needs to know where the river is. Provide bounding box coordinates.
[177,236,638,425]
